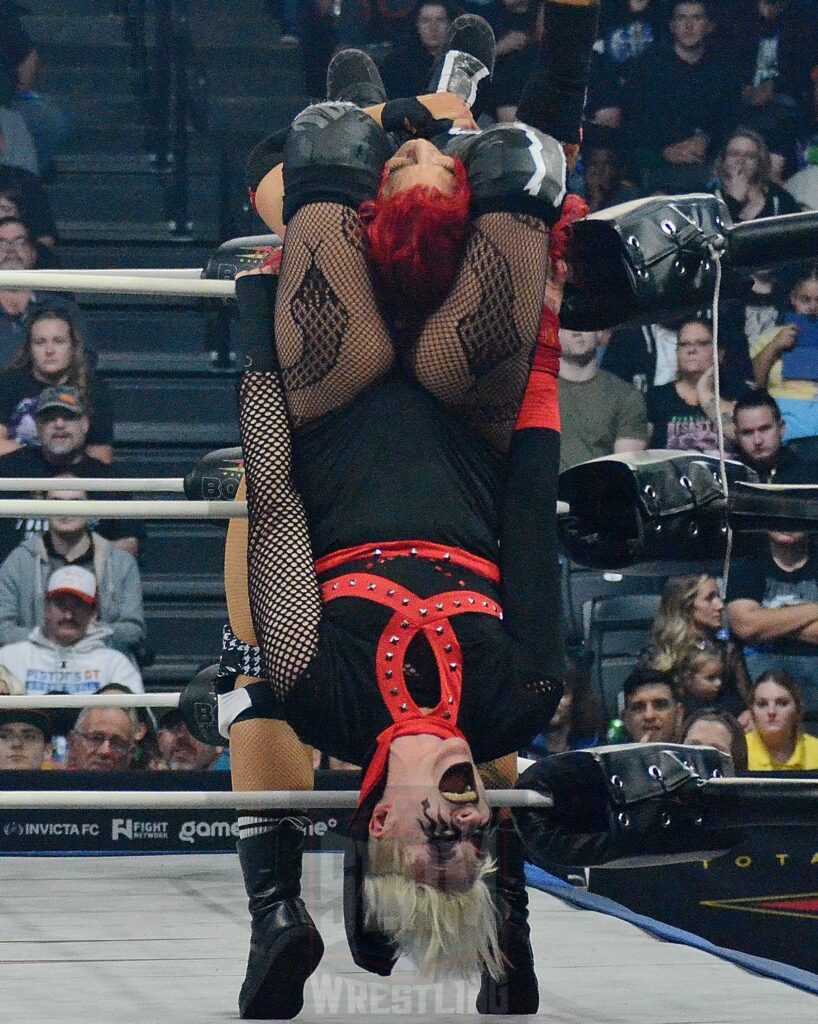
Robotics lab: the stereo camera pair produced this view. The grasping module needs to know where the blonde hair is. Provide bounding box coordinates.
[651,573,711,673]
[364,836,504,981]
[676,637,723,693]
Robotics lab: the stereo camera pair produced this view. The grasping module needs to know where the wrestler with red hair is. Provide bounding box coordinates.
[217,5,599,1020]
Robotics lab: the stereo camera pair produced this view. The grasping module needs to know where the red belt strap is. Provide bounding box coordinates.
[315,540,500,584]
[321,572,503,805]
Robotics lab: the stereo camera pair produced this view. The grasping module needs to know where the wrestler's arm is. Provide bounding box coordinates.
[500,306,564,680]
[252,93,476,237]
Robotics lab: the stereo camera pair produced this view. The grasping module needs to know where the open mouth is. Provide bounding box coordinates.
[439,761,479,804]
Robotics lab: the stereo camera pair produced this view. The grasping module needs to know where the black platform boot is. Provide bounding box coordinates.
[237,817,325,1020]
[476,817,539,1015]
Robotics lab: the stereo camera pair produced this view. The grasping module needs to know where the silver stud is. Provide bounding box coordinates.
[435,603,443,611]
[385,652,394,661]
[443,711,451,720]
[367,583,377,591]
[419,608,427,616]
[444,644,452,653]
[349,579,357,587]
[374,548,382,556]
[443,552,451,561]
[401,620,409,628]
[435,626,444,635]
[482,601,488,607]
[454,600,461,608]
[410,548,417,556]
[402,598,410,606]
[332,583,339,591]
[387,589,395,596]
[390,686,398,695]
[390,636,400,645]
[468,598,475,605]
[448,697,454,705]
[449,662,458,671]
[400,703,408,712]
[386,674,394,683]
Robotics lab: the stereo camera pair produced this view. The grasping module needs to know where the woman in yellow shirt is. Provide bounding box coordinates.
[746,670,818,771]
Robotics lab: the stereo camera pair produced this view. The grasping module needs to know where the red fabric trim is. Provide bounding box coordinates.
[515,372,560,432]
[314,540,500,584]
[515,306,561,432]
[321,572,503,806]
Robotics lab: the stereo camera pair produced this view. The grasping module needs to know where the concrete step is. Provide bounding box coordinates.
[103,372,238,426]
[141,522,227,578]
[114,420,239,446]
[114,444,224,479]
[87,308,210,354]
[48,169,224,223]
[23,13,127,46]
[144,600,227,661]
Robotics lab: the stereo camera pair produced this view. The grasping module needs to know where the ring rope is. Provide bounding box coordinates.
[0,693,180,710]
[0,478,186,493]
[0,789,553,811]
[0,499,247,519]
[0,269,235,299]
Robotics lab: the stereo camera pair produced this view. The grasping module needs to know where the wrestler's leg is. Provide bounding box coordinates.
[405,211,550,452]
[274,202,395,426]
[226,298,326,1017]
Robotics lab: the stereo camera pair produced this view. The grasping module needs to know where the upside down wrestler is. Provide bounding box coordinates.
[215,6,599,1020]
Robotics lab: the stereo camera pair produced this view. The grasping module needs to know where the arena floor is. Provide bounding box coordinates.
[2,853,816,1023]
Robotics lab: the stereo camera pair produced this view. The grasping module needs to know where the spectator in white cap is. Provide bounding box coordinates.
[0,565,143,695]
[0,480,145,660]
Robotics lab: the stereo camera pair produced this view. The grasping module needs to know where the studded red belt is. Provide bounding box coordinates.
[314,540,500,584]
[319,566,503,726]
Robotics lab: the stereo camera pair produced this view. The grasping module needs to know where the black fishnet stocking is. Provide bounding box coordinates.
[405,213,550,452]
[239,371,321,700]
[275,203,395,425]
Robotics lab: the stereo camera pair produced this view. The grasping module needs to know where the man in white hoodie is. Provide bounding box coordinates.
[0,565,143,694]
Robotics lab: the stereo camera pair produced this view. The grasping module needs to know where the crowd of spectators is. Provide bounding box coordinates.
[2,2,818,782]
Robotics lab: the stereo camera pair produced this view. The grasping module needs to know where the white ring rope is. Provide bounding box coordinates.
[0,477,186,493]
[0,269,235,299]
[0,789,552,811]
[0,498,246,519]
[0,693,180,710]
[54,268,206,279]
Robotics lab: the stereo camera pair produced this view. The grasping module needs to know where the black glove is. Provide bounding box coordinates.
[381,97,452,139]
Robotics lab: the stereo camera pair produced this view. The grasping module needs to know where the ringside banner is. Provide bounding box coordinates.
[0,770,356,854]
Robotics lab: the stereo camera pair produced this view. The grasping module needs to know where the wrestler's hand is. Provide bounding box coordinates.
[382,93,477,138]
[418,92,477,129]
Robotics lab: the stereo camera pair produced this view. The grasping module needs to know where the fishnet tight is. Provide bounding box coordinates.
[239,204,551,703]
[406,213,550,452]
[274,203,395,426]
[238,371,321,699]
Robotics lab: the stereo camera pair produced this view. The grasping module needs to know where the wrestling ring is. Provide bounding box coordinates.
[1,262,818,1022]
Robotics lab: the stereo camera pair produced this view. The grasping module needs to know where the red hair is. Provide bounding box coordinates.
[548,192,589,266]
[359,159,471,325]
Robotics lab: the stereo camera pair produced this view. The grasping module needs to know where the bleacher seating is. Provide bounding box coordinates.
[584,593,663,720]
[16,1,312,691]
